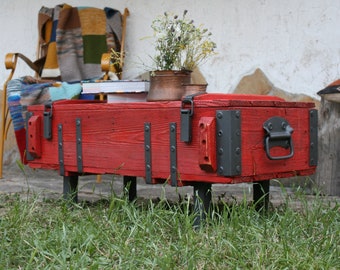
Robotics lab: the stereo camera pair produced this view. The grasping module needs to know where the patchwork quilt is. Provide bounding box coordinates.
[7,4,123,163]
[38,4,122,82]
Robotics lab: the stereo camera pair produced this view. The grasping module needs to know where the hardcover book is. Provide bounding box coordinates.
[107,92,148,103]
[82,80,150,94]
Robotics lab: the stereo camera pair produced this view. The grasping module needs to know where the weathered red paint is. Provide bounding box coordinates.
[26,94,316,186]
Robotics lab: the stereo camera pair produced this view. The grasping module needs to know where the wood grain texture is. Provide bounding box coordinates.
[26,95,316,185]
[315,98,340,196]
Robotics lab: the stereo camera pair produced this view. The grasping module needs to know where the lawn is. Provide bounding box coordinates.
[0,187,339,269]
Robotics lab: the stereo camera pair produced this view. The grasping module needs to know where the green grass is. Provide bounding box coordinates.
[0,190,339,269]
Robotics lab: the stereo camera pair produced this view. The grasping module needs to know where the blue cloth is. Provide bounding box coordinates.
[7,77,82,132]
[49,82,82,101]
[7,95,24,131]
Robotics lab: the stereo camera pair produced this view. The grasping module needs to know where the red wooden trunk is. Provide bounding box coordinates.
[25,93,317,186]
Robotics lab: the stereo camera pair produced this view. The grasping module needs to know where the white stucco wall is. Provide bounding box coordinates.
[1,0,340,99]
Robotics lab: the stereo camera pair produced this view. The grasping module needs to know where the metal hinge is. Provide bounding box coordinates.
[58,124,64,176]
[216,110,242,176]
[144,122,152,184]
[170,123,177,186]
[25,111,34,161]
[76,118,83,173]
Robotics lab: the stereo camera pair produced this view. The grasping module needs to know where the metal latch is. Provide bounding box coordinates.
[180,97,194,142]
[180,93,204,143]
[263,117,294,160]
[44,103,53,139]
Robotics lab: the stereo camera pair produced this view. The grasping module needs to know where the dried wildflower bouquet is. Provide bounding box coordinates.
[151,10,216,71]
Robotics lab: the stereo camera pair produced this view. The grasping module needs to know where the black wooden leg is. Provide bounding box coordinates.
[253,180,270,212]
[193,182,212,228]
[123,176,137,202]
[63,175,78,203]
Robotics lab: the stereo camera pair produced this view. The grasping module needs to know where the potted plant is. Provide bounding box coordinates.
[147,10,216,101]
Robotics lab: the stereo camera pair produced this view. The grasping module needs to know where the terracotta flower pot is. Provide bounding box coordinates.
[147,70,192,101]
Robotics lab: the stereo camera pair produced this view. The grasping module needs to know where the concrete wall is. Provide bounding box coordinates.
[1,0,339,98]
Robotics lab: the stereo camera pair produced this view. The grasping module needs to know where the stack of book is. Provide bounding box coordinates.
[81,80,150,103]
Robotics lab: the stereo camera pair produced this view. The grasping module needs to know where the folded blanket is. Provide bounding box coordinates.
[38,4,122,82]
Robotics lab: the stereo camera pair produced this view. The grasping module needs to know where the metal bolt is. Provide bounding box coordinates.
[218,147,224,155]
[268,123,273,130]
[218,130,223,137]
[145,125,150,132]
[235,147,240,155]
[146,164,151,171]
[171,146,176,152]
[172,166,177,172]
[217,112,223,119]
[235,111,240,118]
[145,145,150,151]
[281,122,287,129]
[236,165,241,172]
[218,166,224,174]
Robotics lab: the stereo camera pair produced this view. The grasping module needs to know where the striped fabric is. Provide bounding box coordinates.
[38,4,122,82]
[7,77,82,163]
[7,4,123,163]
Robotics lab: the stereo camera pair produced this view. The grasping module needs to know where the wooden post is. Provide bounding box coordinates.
[315,98,340,196]
[123,176,137,202]
[63,175,79,203]
[253,180,270,212]
[193,182,212,228]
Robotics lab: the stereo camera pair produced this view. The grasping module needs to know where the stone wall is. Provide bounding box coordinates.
[232,68,320,109]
